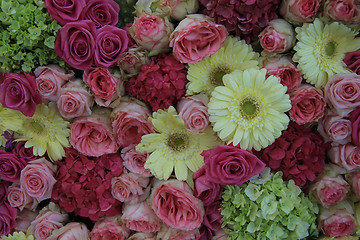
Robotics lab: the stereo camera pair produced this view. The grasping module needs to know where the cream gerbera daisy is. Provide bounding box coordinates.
[0,104,23,146]
[0,232,35,240]
[136,106,220,181]
[186,36,259,96]
[17,103,70,161]
[293,18,360,88]
[208,68,291,151]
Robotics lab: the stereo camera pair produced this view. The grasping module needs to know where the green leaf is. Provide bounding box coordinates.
[44,36,55,48]
[1,0,16,15]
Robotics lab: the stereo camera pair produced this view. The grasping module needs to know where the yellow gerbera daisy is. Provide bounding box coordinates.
[208,68,291,151]
[0,104,23,146]
[186,36,259,96]
[17,104,70,161]
[136,106,220,181]
[0,232,35,240]
[293,18,360,88]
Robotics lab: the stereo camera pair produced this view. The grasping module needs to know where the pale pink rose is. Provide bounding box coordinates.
[111,170,150,203]
[325,73,360,117]
[318,110,352,144]
[121,201,162,233]
[127,232,155,240]
[83,67,124,108]
[259,19,295,53]
[34,65,74,102]
[111,98,154,147]
[348,171,360,199]
[177,94,209,133]
[156,224,200,240]
[121,145,152,177]
[280,0,321,25]
[212,229,228,240]
[151,179,204,231]
[322,0,360,26]
[117,47,150,75]
[7,183,37,211]
[48,222,90,240]
[169,14,228,63]
[14,208,39,232]
[57,79,94,119]
[28,203,69,240]
[90,216,130,240]
[320,200,356,237]
[128,14,173,54]
[329,144,360,171]
[20,158,57,202]
[69,108,119,157]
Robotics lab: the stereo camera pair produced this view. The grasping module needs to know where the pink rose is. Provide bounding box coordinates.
[83,68,123,108]
[111,99,154,147]
[322,0,360,26]
[48,222,90,240]
[54,20,97,70]
[280,0,321,25]
[90,216,130,240]
[325,73,360,117]
[348,171,360,199]
[259,19,295,53]
[201,145,266,186]
[129,14,173,54]
[289,84,326,124]
[80,0,119,28]
[177,94,209,133]
[127,232,156,240]
[13,141,39,162]
[14,208,39,233]
[45,0,86,25]
[0,73,42,117]
[95,25,129,68]
[169,14,228,63]
[0,150,27,182]
[261,55,302,93]
[151,179,204,230]
[350,106,360,147]
[121,201,162,233]
[7,183,37,211]
[111,170,150,203]
[318,110,352,144]
[69,108,119,156]
[156,224,200,240]
[117,47,151,75]
[57,80,94,119]
[203,201,222,232]
[329,144,360,172]
[20,158,57,202]
[0,203,17,236]
[121,145,152,177]
[28,203,69,240]
[344,50,360,75]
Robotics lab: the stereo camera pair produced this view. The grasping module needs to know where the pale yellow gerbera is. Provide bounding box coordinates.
[0,232,35,240]
[208,68,291,151]
[136,106,220,181]
[186,36,259,96]
[16,104,70,161]
[293,18,360,88]
[0,104,23,146]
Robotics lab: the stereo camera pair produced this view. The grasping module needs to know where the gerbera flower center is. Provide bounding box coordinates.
[325,41,336,56]
[210,67,231,86]
[29,120,45,134]
[240,97,259,119]
[167,133,189,151]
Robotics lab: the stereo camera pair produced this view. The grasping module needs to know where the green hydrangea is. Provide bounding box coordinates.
[0,0,65,73]
[221,170,319,240]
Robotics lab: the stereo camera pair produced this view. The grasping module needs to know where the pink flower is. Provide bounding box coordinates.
[348,171,360,199]
[169,14,227,63]
[289,84,326,125]
[280,0,321,25]
[117,47,151,75]
[0,150,27,182]
[328,144,360,172]
[318,110,352,144]
[13,141,38,162]
[121,201,162,233]
[156,224,200,240]
[90,216,131,240]
[34,65,74,102]
[177,94,209,133]
[325,73,360,117]
[202,145,265,186]
[344,50,360,75]
[127,232,156,240]
[322,0,360,26]
[0,203,17,236]
[203,201,222,232]
[121,145,152,177]
[57,80,94,119]
[45,0,86,25]
[0,73,42,117]
[14,208,39,233]
[212,229,228,240]
[20,158,57,202]
[7,183,37,211]
[111,98,154,147]
[350,106,360,147]
[69,108,119,157]
[0,181,9,205]
[80,0,119,28]
[48,222,90,240]
[151,179,204,230]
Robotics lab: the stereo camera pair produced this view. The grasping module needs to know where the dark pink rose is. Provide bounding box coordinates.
[7,183,37,211]
[280,0,321,25]
[48,222,90,240]
[0,181,9,204]
[156,224,200,240]
[80,0,119,28]
[0,73,42,117]
[0,150,27,182]
[348,171,360,199]
[45,0,86,25]
[14,208,39,233]
[121,145,152,177]
[344,50,360,75]
[54,20,97,70]
[203,201,222,232]
[201,145,265,185]
[0,202,17,236]
[13,141,39,162]
[196,225,213,240]
[350,106,360,147]
[328,143,360,172]
[90,216,131,240]
[95,25,129,68]
[323,0,360,26]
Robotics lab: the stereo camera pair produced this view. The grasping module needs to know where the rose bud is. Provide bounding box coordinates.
[117,47,151,76]
[328,143,360,172]
[7,183,37,211]
[48,222,90,240]
[280,0,321,25]
[90,216,131,240]
[318,110,352,145]
[348,171,360,200]
[322,0,360,27]
[156,224,200,240]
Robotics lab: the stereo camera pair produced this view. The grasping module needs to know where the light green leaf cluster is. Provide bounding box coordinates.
[0,0,65,73]
[221,171,319,240]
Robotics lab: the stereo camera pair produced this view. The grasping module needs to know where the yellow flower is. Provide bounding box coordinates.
[0,105,23,146]
[136,106,219,181]
[208,68,291,151]
[186,36,259,96]
[0,232,35,240]
[293,18,360,88]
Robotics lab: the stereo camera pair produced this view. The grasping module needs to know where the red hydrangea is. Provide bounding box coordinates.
[124,54,187,112]
[199,0,281,43]
[52,148,123,221]
[254,122,328,189]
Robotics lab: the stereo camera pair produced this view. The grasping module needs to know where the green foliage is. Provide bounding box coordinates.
[0,0,65,73]
[114,0,136,27]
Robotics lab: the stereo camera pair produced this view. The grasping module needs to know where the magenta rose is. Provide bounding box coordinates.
[169,14,228,63]
[54,20,97,70]
[90,216,131,240]
[48,222,90,240]
[202,201,223,232]
[20,158,57,202]
[45,0,86,25]
[0,150,27,182]
[202,145,265,186]
[0,181,9,204]
[289,84,326,125]
[348,171,360,199]
[0,203,17,236]
[80,0,119,28]
[322,0,360,26]
[156,224,200,240]
[350,106,360,147]
[121,145,152,177]
[344,50,360,75]
[318,110,352,144]
[328,143,360,171]
[280,0,321,25]
[0,73,42,117]
[7,183,37,211]
[13,141,38,162]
